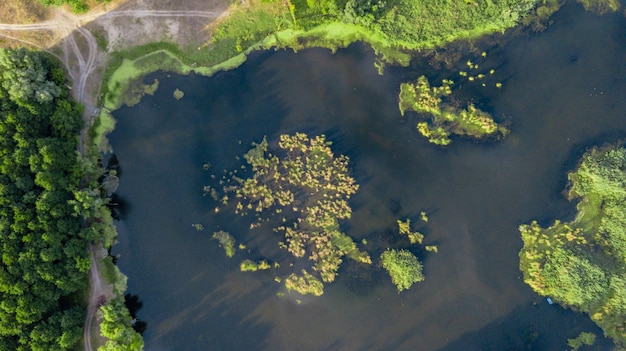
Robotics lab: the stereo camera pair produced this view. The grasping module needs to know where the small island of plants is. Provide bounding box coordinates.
[212,133,371,296]
[399,75,508,145]
[206,133,440,296]
[519,145,626,347]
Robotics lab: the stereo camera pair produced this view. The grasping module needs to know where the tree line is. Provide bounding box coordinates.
[0,48,142,350]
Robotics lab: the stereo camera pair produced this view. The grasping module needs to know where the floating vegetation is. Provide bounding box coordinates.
[398,219,424,244]
[124,79,160,107]
[425,245,438,253]
[575,0,621,15]
[212,231,236,258]
[420,211,429,223]
[173,88,185,100]
[210,133,369,295]
[192,223,205,231]
[240,259,272,272]
[519,145,626,347]
[398,76,508,145]
[284,270,324,296]
[567,332,596,350]
[380,249,424,292]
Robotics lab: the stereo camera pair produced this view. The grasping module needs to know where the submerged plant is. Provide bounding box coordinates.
[212,231,236,258]
[567,332,596,350]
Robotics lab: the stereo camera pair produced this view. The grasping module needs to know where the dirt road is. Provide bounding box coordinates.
[0,5,227,351]
[84,245,105,351]
[0,9,224,106]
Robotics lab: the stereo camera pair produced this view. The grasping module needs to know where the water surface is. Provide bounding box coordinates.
[110,4,626,350]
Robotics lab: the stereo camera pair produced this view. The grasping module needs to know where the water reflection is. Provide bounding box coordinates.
[109,4,625,350]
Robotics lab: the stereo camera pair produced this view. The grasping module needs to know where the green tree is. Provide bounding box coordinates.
[0,47,113,350]
[99,297,144,351]
[0,48,61,109]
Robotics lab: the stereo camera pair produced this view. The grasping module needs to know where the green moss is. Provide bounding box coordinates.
[103,50,190,111]
[91,109,117,153]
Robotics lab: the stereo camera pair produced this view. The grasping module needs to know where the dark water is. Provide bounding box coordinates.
[109,4,626,350]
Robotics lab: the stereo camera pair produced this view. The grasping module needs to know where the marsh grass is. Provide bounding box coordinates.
[519,145,626,347]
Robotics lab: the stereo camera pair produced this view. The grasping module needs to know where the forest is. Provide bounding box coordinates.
[519,145,626,347]
[0,48,141,350]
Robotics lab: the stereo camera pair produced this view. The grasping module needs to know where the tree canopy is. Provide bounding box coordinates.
[0,47,92,349]
[98,297,144,351]
[519,145,626,347]
[0,47,140,350]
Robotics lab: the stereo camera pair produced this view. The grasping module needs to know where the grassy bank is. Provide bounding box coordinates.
[519,145,626,348]
[96,0,550,133]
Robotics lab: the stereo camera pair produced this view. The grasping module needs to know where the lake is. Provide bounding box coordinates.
[109,3,626,350]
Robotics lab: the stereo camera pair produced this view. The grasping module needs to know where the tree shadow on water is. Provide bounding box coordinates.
[145,279,274,350]
[436,302,613,351]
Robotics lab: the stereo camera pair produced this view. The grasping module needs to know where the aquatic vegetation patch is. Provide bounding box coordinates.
[103,50,190,111]
[519,145,626,347]
[567,332,596,350]
[173,88,185,100]
[397,218,424,245]
[208,133,370,295]
[212,231,237,258]
[575,0,621,15]
[284,270,325,296]
[380,249,424,292]
[240,259,272,272]
[399,75,508,145]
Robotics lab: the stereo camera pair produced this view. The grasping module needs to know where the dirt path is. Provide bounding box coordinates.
[0,8,224,106]
[84,245,105,351]
[0,4,229,350]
